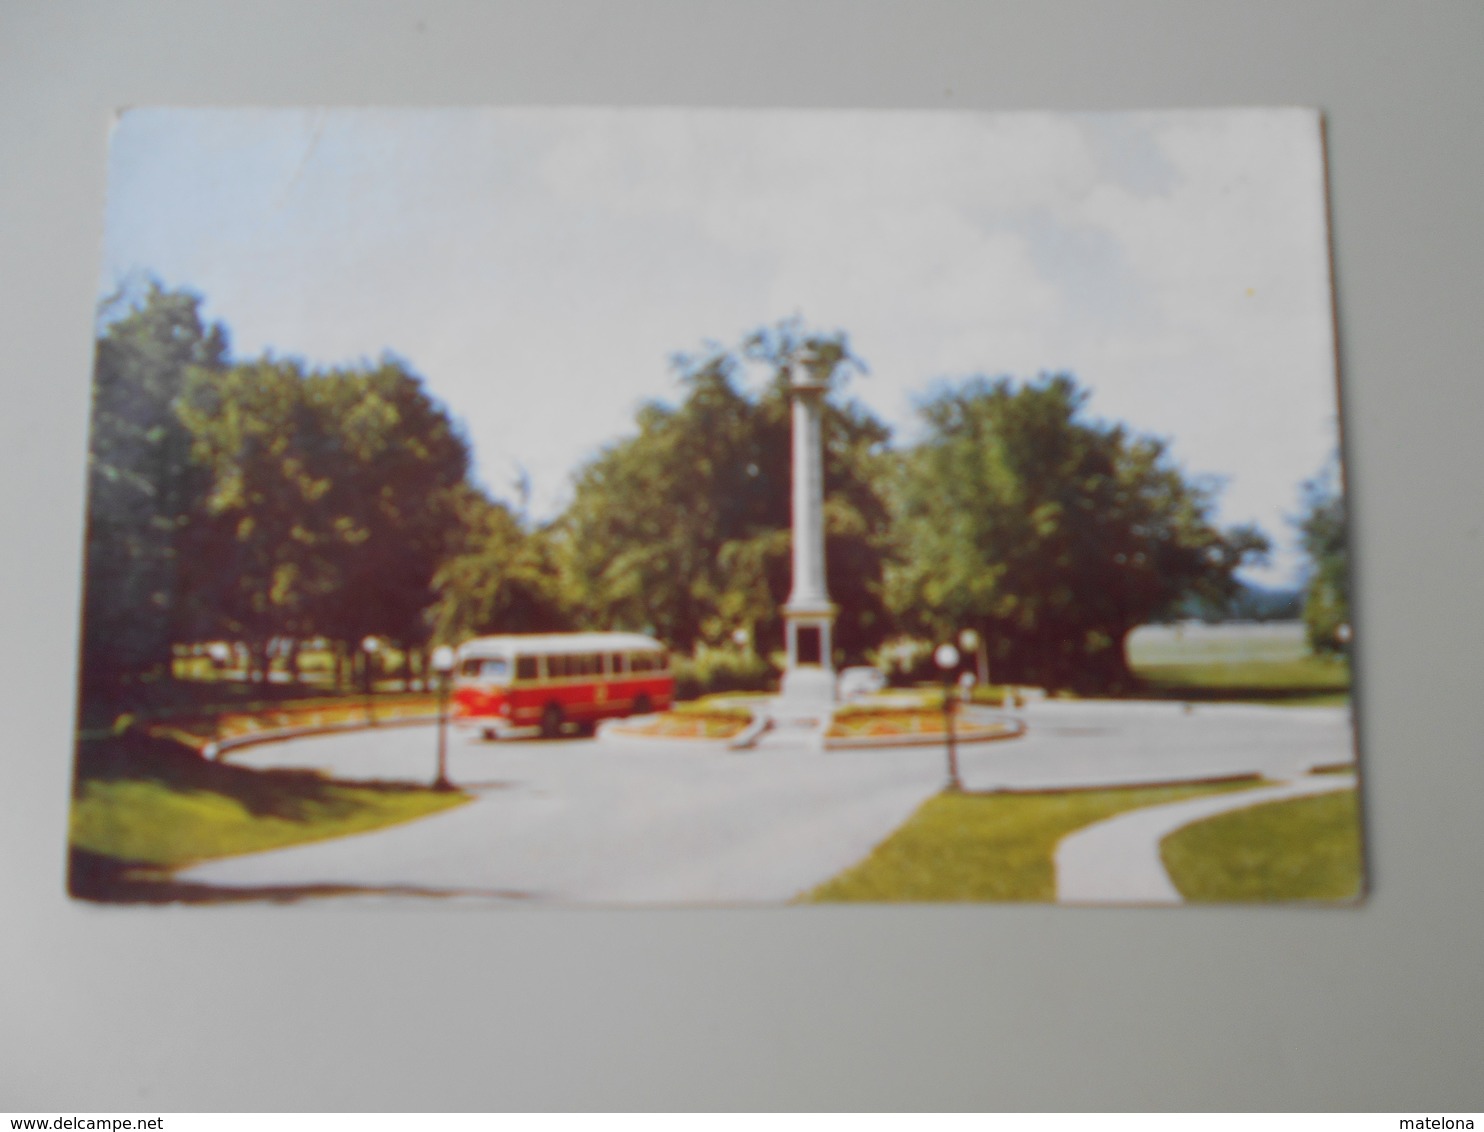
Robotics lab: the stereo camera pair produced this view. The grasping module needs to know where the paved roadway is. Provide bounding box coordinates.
[177,700,1356,904]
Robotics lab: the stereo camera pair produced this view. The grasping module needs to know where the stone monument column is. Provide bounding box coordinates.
[780,353,838,706]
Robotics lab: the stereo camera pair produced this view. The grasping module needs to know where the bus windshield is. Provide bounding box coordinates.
[460,657,510,684]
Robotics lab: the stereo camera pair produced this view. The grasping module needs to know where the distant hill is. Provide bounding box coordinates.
[1168,582,1304,624]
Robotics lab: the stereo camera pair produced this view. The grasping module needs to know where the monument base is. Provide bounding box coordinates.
[775,665,836,726]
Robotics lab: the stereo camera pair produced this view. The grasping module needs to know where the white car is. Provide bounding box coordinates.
[836,666,886,700]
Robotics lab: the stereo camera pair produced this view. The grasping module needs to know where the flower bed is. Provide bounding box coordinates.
[828,708,950,738]
[826,705,1022,744]
[614,707,752,740]
[125,694,440,752]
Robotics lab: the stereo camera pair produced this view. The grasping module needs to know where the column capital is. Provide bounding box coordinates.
[787,356,829,398]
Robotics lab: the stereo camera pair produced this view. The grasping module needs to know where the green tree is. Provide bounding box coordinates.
[80,283,227,691]
[890,374,1267,692]
[307,358,473,656]
[562,322,894,661]
[1297,462,1349,654]
[176,358,340,674]
[178,355,472,675]
[427,486,573,644]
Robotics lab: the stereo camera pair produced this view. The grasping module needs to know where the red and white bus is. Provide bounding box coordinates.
[451,632,674,740]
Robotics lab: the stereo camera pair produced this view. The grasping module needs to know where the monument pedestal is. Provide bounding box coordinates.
[777,664,836,719]
[777,598,838,724]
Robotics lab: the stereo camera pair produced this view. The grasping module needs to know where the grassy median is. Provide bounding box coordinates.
[1160,787,1363,902]
[804,779,1260,902]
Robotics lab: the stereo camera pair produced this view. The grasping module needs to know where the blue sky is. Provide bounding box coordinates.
[100,107,1340,586]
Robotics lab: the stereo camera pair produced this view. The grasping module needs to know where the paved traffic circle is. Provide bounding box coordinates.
[178,700,1355,904]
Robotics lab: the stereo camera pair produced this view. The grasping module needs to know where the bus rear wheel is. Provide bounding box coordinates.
[541,703,564,739]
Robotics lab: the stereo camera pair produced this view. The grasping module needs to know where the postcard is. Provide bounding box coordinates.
[70,107,1358,905]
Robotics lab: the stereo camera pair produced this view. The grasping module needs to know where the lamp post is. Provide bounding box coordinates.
[431,645,456,791]
[934,642,963,792]
[958,627,989,691]
[361,636,381,725]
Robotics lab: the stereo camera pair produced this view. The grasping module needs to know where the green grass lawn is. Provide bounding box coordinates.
[1124,622,1350,706]
[68,733,468,900]
[1160,788,1364,902]
[1134,657,1351,706]
[803,779,1260,902]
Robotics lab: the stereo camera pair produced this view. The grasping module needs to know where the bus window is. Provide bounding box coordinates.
[461,658,509,682]
[609,652,626,675]
[516,656,538,681]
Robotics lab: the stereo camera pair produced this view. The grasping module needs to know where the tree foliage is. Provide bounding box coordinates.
[1298,462,1349,653]
[890,374,1268,691]
[177,355,472,666]
[562,323,894,661]
[426,487,572,643]
[81,285,227,687]
[82,284,477,692]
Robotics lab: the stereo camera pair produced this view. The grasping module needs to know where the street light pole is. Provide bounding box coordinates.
[431,645,456,791]
[934,642,963,792]
[959,627,989,691]
[361,636,380,725]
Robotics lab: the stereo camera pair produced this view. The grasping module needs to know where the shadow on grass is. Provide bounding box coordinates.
[72,731,434,822]
[68,732,478,901]
[67,848,534,905]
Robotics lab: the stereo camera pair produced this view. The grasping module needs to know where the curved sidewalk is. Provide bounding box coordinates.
[1054,773,1357,905]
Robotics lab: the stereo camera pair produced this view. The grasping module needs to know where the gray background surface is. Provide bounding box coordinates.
[2,1,1481,1111]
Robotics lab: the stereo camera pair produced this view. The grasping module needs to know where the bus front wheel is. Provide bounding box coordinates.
[633,694,653,717]
[541,704,564,739]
